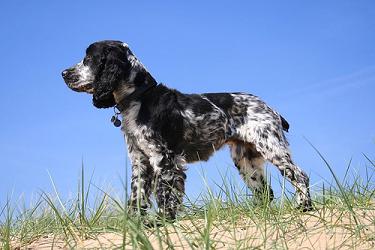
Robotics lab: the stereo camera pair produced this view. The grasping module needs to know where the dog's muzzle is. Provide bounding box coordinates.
[62,67,78,85]
[62,67,94,93]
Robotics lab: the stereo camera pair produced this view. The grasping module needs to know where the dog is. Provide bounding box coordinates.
[62,40,312,220]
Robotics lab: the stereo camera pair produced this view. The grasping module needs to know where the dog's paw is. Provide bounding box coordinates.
[142,214,176,228]
[297,202,314,212]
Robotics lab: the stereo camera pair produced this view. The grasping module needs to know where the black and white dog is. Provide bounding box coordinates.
[62,40,312,220]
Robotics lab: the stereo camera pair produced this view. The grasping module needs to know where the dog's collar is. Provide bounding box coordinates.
[115,82,158,112]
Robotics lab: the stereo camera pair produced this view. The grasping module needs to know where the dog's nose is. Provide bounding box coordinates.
[62,70,68,78]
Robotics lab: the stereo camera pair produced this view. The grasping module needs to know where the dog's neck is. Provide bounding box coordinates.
[113,68,158,112]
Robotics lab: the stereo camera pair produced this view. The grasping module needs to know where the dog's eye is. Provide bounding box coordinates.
[83,56,92,65]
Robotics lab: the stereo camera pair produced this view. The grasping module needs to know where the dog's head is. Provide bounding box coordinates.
[62,40,138,108]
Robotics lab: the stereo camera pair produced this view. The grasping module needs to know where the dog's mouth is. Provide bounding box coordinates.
[69,82,94,93]
[62,68,94,94]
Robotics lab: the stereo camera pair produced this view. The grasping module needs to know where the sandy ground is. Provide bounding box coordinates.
[11,209,375,249]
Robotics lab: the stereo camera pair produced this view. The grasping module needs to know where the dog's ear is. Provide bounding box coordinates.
[92,47,130,108]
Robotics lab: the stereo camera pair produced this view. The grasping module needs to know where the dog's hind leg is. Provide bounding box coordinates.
[245,127,312,211]
[268,149,312,211]
[228,140,274,202]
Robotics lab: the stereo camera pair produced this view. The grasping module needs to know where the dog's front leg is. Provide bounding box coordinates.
[126,136,154,215]
[150,148,186,221]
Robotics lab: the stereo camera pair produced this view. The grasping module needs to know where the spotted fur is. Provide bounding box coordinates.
[62,40,312,220]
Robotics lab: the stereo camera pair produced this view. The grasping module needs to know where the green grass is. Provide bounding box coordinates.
[1,152,375,249]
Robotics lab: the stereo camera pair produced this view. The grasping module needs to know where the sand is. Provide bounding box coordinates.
[11,208,375,249]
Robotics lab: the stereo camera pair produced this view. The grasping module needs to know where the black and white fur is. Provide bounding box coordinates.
[62,40,312,220]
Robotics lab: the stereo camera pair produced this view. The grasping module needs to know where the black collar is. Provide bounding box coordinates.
[115,82,158,112]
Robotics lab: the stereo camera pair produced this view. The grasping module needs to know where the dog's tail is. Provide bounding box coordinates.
[280,115,289,132]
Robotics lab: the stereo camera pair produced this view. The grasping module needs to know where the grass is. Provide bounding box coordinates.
[1,152,375,249]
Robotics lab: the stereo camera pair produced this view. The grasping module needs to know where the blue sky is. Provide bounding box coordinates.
[0,1,374,206]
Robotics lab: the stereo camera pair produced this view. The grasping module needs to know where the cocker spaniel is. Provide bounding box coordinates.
[62,40,312,220]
